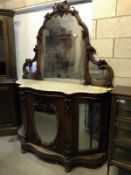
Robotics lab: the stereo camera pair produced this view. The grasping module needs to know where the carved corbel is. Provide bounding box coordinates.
[86,45,114,87]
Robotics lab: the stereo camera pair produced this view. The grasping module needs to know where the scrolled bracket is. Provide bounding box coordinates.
[45,12,52,20]
[71,7,79,15]
[23,58,34,78]
[23,45,39,79]
[86,45,114,87]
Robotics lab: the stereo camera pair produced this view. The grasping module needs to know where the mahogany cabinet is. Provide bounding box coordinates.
[0,10,19,135]
[18,80,111,171]
[107,86,131,175]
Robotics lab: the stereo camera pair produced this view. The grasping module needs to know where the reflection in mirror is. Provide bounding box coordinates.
[78,103,101,150]
[0,20,6,75]
[41,14,85,82]
[115,120,131,146]
[25,61,37,75]
[117,98,131,119]
[34,103,58,144]
[89,61,107,85]
[112,147,131,166]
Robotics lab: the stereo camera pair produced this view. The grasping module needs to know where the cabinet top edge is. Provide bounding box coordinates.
[0,9,15,17]
[17,79,111,95]
[0,79,16,84]
[112,86,131,96]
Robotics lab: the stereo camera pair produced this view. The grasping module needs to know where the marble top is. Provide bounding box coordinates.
[17,79,112,95]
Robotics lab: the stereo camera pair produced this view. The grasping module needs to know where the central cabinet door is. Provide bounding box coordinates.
[26,92,74,155]
[34,102,58,144]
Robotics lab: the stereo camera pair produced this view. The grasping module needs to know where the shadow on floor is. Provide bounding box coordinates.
[119,168,131,175]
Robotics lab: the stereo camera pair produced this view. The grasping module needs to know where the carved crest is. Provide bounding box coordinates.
[53,1,70,17]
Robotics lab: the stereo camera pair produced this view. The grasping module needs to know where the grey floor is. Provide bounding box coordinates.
[0,135,129,175]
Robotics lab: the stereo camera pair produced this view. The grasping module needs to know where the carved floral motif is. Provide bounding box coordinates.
[53,1,69,17]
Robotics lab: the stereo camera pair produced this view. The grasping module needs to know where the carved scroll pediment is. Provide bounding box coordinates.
[22,1,114,87]
[53,1,70,17]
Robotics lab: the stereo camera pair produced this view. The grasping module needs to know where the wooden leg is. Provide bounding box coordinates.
[21,143,28,153]
[107,163,110,175]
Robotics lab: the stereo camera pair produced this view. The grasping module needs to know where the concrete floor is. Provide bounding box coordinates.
[0,135,128,175]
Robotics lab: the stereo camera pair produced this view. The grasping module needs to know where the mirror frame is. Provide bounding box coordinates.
[23,1,114,87]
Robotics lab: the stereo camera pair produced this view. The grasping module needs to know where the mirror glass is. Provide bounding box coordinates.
[0,20,6,75]
[89,61,107,85]
[117,98,131,120]
[34,103,58,144]
[40,14,85,82]
[78,103,101,150]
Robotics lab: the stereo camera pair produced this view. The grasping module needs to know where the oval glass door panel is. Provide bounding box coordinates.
[0,20,6,75]
[40,14,85,82]
[34,103,58,144]
[78,103,100,150]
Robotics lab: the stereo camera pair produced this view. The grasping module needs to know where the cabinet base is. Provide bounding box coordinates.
[0,126,18,136]
[21,142,106,172]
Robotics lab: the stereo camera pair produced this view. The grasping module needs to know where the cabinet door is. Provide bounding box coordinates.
[112,120,131,169]
[78,102,101,151]
[0,84,17,126]
[0,16,10,78]
[73,95,109,153]
[26,93,65,153]
[111,97,131,169]
[116,97,131,120]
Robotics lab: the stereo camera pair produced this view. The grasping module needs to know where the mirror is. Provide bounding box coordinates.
[78,103,100,150]
[89,61,107,86]
[34,103,58,144]
[41,14,85,82]
[0,20,6,75]
[22,1,113,87]
[117,98,131,119]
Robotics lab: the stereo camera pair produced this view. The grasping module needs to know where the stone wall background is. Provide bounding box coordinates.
[0,0,55,9]
[92,0,131,86]
[0,0,131,86]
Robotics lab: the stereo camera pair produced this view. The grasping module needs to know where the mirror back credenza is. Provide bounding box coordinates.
[17,1,114,171]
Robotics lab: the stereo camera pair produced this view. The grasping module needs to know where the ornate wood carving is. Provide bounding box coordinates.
[86,46,114,87]
[53,1,70,16]
[21,141,107,172]
[22,0,113,87]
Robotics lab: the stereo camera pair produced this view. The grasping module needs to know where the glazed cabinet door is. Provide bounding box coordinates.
[0,16,10,79]
[0,10,19,136]
[78,102,101,151]
[0,10,17,80]
[73,94,110,155]
[25,92,66,154]
[0,84,18,128]
[107,86,131,175]
[111,96,131,170]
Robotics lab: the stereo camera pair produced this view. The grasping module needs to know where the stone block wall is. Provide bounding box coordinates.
[92,0,131,86]
[0,0,55,9]
[0,0,82,9]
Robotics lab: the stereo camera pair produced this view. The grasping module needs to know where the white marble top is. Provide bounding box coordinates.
[17,79,112,95]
